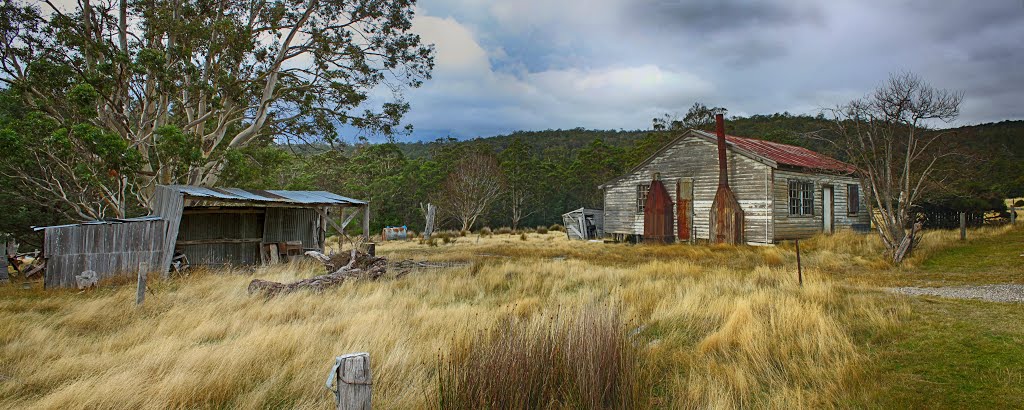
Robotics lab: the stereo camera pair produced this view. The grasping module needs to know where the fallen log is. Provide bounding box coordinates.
[248,250,387,298]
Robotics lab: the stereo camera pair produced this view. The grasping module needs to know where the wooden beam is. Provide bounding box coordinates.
[183,208,265,215]
[176,238,263,246]
[340,208,360,230]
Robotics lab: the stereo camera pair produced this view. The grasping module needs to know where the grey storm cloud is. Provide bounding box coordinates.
[394,0,1024,140]
[629,0,825,32]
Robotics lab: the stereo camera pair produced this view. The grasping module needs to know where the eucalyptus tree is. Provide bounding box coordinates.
[0,0,433,219]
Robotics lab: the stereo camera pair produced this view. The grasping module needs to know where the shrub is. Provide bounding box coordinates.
[548,224,565,232]
[437,307,648,409]
[536,226,548,234]
[496,227,513,235]
[459,230,469,237]
[479,227,492,236]
[519,233,528,241]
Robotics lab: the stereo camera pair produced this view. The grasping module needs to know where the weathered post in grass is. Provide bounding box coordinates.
[424,203,436,240]
[327,352,372,409]
[960,212,966,241]
[795,239,803,287]
[1012,206,1017,224]
[136,270,147,305]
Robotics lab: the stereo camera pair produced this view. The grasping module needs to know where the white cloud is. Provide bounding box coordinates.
[406,11,715,137]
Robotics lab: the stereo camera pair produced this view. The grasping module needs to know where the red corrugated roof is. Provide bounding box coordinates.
[698,131,856,174]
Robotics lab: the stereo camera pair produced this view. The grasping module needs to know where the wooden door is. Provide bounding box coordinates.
[643,179,675,243]
[677,178,693,242]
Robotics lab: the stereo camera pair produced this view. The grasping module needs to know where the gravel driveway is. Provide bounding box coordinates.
[887,284,1024,303]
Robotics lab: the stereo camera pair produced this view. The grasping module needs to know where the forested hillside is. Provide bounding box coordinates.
[215,114,1023,235]
[3,108,1021,244]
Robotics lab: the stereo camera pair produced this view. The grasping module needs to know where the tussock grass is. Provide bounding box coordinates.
[438,305,649,409]
[1,229,966,408]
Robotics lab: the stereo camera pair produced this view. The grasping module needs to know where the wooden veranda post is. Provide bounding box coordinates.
[362,205,371,241]
[327,353,372,409]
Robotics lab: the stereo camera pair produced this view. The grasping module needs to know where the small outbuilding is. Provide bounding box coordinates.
[561,208,604,240]
[37,185,369,288]
[600,129,870,244]
[149,185,368,270]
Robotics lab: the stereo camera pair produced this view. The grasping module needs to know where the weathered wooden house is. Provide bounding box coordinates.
[38,185,368,288]
[600,129,870,244]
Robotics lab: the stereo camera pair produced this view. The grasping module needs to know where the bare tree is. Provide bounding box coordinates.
[436,153,504,232]
[824,72,964,264]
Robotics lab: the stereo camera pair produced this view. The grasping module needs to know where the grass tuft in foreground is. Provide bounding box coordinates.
[438,305,648,409]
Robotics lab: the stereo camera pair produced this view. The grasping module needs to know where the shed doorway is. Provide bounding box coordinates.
[823,185,834,234]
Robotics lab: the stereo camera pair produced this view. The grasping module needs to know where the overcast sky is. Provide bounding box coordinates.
[395,0,1024,140]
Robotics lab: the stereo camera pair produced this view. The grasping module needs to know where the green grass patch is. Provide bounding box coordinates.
[918,226,1024,284]
[858,297,1024,408]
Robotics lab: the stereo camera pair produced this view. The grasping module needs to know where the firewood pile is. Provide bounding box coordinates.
[247,249,387,298]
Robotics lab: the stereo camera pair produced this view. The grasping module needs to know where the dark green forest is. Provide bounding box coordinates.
[219,114,1024,233]
[3,104,1023,246]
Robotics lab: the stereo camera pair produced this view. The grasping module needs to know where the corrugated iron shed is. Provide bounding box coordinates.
[561,208,604,240]
[37,185,369,288]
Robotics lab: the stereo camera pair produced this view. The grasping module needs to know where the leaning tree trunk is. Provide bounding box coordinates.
[890,222,922,264]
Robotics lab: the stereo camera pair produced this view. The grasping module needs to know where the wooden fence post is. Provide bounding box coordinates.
[424,204,436,240]
[136,270,147,305]
[327,352,372,410]
[959,212,966,241]
[1012,206,1017,224]
[795,239,802,287]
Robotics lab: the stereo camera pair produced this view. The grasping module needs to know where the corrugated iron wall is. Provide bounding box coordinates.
[263,208,321,250]
[149,185,184,274]
[177,211,263,266]
[43,220,167,288]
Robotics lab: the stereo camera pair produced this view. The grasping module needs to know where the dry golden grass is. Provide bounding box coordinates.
[3,227,1003,409]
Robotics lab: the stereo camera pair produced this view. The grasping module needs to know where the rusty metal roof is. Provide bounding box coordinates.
[693,131,856,174]
[33,216,163,231]
[165,185,366,206]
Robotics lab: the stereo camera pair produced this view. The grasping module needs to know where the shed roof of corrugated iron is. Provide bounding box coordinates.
[562,207,603,217]
[598,129,857,189]
[33,215,163,231]
[692,130,856,174]
[164,185,367,205]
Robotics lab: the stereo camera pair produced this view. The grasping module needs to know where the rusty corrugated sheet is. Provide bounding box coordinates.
[263,208,321,250]
[176,211,263,266]
[693,130,856,174]
[643,180,675,243]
